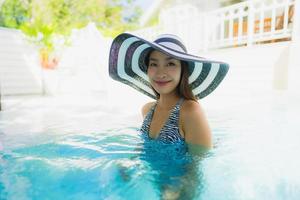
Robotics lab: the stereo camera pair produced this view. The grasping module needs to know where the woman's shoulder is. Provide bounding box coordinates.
[181,99,212,148]
[180,99,207,122]
[141,101,156,118]
[181,99,201,115]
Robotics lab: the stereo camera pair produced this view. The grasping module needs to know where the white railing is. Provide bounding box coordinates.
[131,0,299,52]
[207,0,296,49]
[132,4,204,54]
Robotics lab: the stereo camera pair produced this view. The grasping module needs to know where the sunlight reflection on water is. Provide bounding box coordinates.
[0,92,300,199]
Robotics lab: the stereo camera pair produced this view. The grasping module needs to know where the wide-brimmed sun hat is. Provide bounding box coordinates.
[109,33,229,99]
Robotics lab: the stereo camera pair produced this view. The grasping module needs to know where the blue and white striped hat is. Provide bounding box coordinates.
[109,33,229,99]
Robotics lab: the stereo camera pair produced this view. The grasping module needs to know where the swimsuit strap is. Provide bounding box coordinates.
[166,98,184,126]
[150,97,184,125]
[148,98,184,133]
[140,98,185,143]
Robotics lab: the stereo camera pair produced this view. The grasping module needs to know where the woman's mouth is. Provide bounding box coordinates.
[154,80,171,87]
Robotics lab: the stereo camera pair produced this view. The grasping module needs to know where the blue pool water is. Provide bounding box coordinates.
[0,93,300,200]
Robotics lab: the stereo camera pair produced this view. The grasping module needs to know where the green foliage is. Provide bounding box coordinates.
[0,0,30,28]
[145,12,159,27]
[0,0,141,52]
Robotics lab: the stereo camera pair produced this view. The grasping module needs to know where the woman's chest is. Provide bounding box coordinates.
[149,109,184,139]
[149,111,170,138]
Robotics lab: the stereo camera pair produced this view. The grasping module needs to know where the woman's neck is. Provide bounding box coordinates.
[157,92,181,110]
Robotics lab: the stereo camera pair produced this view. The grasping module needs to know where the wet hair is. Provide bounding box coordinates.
[144,50,197,101]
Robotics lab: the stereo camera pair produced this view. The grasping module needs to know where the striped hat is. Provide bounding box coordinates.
[109,33,229,99]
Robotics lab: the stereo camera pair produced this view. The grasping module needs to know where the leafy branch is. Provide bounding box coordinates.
[0,0,141,53]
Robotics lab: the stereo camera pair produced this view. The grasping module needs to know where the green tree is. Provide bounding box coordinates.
[0,0,141,53]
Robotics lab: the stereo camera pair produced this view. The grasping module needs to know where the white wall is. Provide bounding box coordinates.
[51,23,110,96]
[198,41,298,108]
[0,27,43,95]
[0,24,110,97]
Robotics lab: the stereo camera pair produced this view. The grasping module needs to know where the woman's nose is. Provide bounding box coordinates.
[156,66,166,78]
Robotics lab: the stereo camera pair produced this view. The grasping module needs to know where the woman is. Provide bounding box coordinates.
[109,33,229,199]
[109,33,229,153]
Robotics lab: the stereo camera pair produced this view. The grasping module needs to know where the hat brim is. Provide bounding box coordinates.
[109,33,229,99]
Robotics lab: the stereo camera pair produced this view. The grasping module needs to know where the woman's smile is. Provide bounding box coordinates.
[154,80,172,87]
[147,50,182,95]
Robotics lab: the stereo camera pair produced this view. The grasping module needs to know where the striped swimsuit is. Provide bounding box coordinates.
[140,98,185,144]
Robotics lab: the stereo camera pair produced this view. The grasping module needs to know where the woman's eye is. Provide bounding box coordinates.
[167,62,176,66]
[149,63,157,67]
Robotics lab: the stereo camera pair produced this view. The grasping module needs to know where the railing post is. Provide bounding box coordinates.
[220,13,225,46]
[247,1,254,47]
[292,0,300,42]
[229,10,234,40]
[238,8,243,41]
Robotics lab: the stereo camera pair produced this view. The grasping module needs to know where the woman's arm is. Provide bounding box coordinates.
[182,100,212,152]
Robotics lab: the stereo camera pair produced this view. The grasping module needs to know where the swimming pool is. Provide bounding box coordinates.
[0,93,300,200]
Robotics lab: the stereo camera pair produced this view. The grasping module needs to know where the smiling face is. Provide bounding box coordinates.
[146,50,182,97]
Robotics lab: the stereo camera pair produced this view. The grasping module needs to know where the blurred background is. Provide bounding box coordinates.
[0,0,299,113]
[0,0,299,112]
